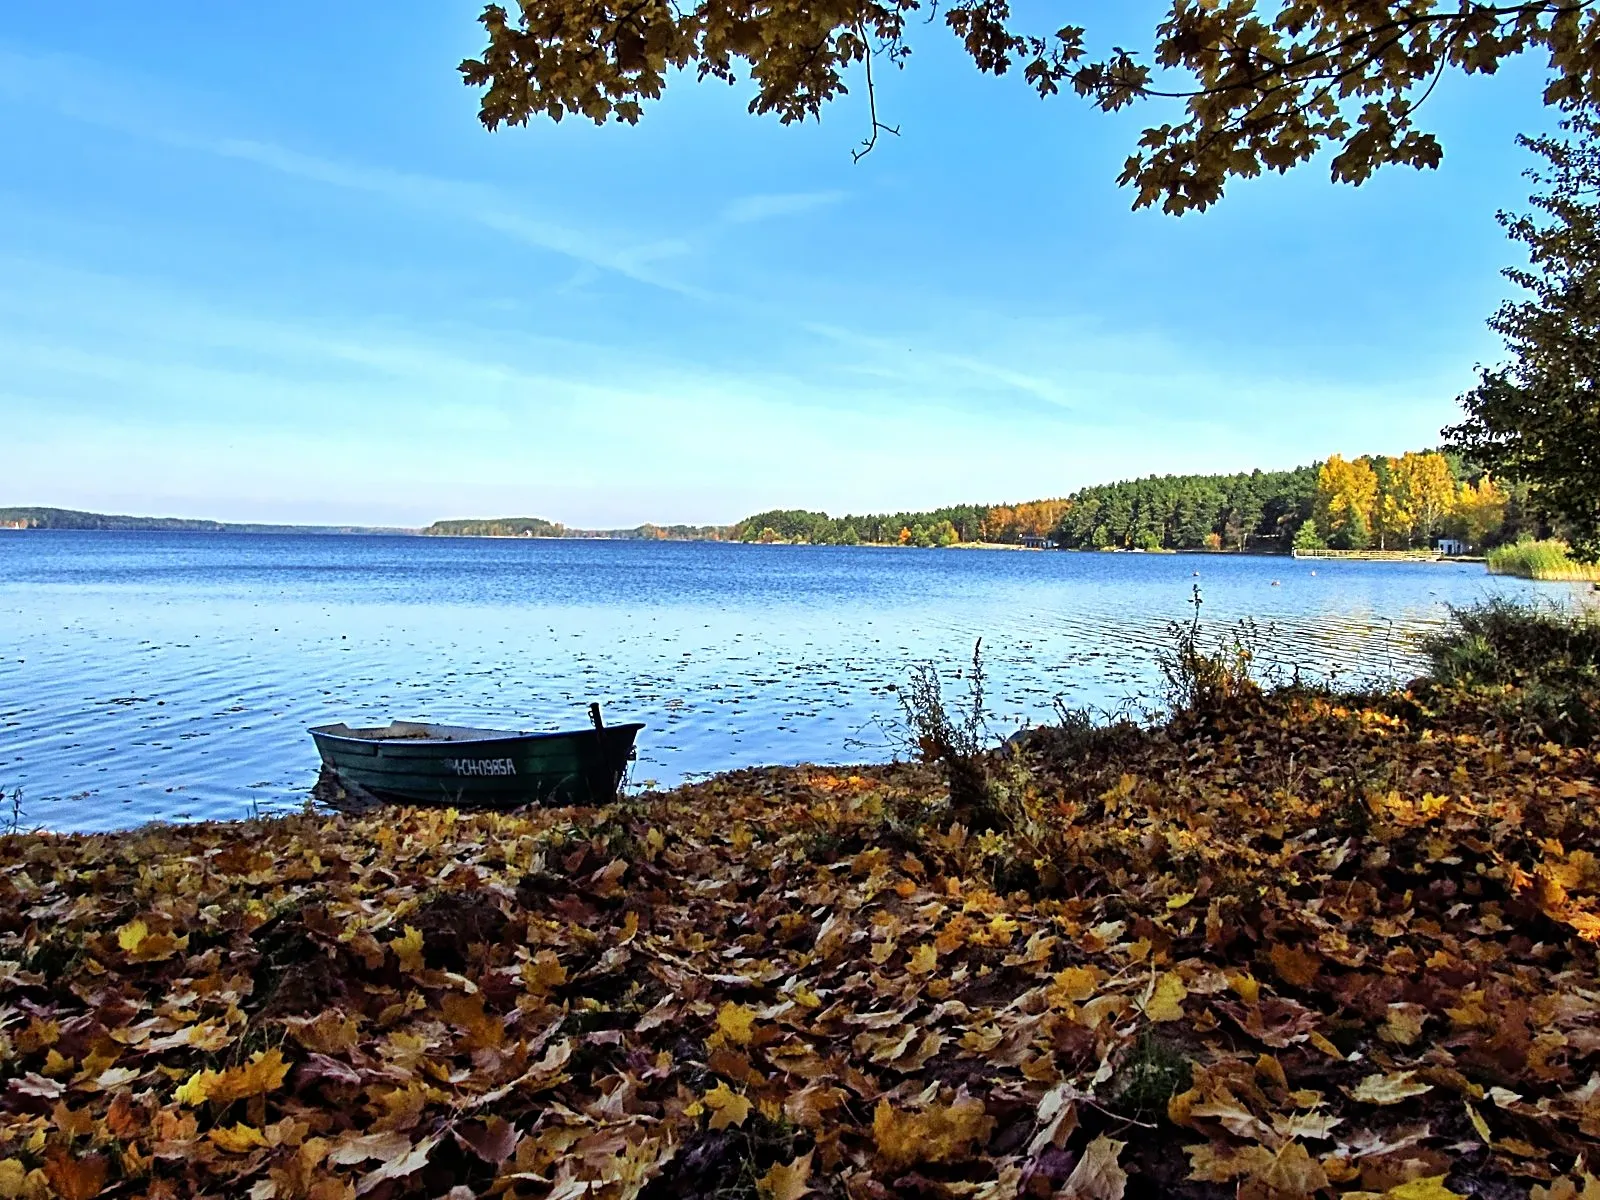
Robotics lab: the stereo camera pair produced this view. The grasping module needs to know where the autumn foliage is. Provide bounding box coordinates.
[2,675,1599,1197]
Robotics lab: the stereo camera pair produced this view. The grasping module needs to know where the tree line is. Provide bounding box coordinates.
[422,518,730,540]
[733,451,1547,552]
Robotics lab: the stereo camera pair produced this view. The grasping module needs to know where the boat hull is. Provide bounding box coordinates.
[309,720,643,809]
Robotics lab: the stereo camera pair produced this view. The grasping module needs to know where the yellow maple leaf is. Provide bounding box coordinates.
[116,919,148,953]
[872,1095,994,1170]
[208,1049,291,1105]
[521,949,566,994]
[757,1151,813,1200]
[174,1069,215,1107]
[1143,972,1187,1022]
[1384,1176,1465,1200]
[703,1082,752,1131]
[1053,966,1098,1002]
[209,1123,268,1154]
[392,925,425,974]
[41,1049,72,1078]
[715,1002,757,1047]
[1166,892,1196,910]
[907,943,938,975]
[0,1159,25,1200]
[987,914,1019,942]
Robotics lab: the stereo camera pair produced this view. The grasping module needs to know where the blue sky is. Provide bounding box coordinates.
[0,3,1563,526]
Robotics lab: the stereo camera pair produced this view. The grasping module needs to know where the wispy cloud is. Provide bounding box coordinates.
[0,44,706,297]
[721,191,845,224]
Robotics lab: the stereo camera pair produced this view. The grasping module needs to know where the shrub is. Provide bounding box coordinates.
[1421,598,1600,742]
[895,640,1000,828]
[1157,586,1261,714]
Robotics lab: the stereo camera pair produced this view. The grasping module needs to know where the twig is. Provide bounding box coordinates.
[852,20,901,162]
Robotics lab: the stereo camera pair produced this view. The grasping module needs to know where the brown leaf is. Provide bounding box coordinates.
[1259,1141,1329,1198]
[43,1150,107,1200]
[354,1133,439,1196]
[328,1130,414,1167]
[1268,943,1321,988]
[1060,1134,1126,1200]
[454,1117,518,1165]
[1347,1071,1432,1106]
[1186,1142,1274,1183]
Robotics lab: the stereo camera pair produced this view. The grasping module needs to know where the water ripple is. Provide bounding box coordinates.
[0,533,1567,831]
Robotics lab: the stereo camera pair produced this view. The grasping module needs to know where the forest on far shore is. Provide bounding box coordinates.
[734,450,1534,553]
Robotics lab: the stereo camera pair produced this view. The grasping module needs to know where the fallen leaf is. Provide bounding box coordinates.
[454,1117,518,1165]
[1143,972,1187,1022]
[1186,1141,1274,1183]
[1381,1003,1427,1047]
[1060,1134,1126,1200]
[42,1150,106,1200]
[1269,943,1321,988]
[1348,1071,1432,1106]
[211,1123,269,1153]
[1382,1177,1465,1200]
[1260,1141,1329,1197]
[703,1081,752,1130]
[757,1151,812,1200]
[873,1093,994,1170]
[328,1130,414,1167]
[392,925,425,973]
[354,1133,439,1196]
[715,1002,757,1047]
[1054,966,1098,1002]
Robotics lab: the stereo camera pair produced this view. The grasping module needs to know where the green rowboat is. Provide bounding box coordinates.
[309,707,642,809]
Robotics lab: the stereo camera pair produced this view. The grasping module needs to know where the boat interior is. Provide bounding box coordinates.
[310,721,525,743]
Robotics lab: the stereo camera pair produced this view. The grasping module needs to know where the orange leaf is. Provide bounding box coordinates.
[43,1150,107,1200]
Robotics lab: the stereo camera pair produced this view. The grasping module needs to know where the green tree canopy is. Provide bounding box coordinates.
[1449,112,1600,560]
[462,2,1600,214]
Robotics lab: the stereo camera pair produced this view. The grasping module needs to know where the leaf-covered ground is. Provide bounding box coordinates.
[1,687,1598,1200]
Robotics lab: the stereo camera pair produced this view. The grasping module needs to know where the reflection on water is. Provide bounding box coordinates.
[0,532,1567,831]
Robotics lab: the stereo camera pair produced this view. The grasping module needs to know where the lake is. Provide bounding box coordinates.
[0,532,1565,831]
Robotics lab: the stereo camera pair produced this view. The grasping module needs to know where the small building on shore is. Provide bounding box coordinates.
[1435,538,1467,556]
[1018,535,1056,549]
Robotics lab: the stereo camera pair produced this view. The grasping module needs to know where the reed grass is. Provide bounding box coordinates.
[1486,539,1600,581]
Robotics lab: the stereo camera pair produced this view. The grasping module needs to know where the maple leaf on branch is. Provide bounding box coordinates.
[461,2,1600,213]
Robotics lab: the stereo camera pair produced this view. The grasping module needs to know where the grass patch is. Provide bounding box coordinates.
[1486,537,1600,580]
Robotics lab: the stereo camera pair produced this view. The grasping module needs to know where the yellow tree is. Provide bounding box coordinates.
[1315,455,1378,550]
[1374,463,1414,551]
[1389,452,1458,547]
[1456,476,1509,546]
